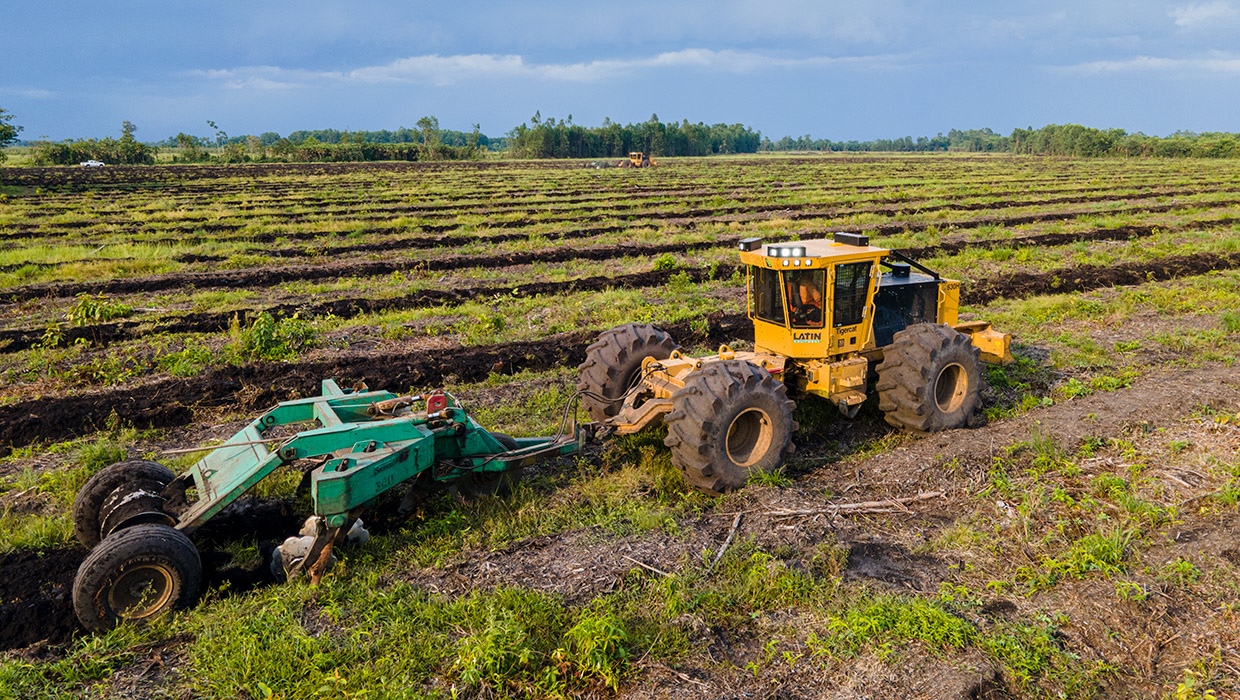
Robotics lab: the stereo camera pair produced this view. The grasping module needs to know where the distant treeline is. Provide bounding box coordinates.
[760,124,1240,158]
[144,117,484,164]
[28,121,157,165]
[506,113,763,158]
[761,128,1006,153]
[154,125,498,153]
[14,115,1240,165]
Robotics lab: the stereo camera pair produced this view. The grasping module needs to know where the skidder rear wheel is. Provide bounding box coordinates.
[577,323,680,422]
[664,360,796,494]
[73,523,201,631]
[73,460,176,548]
[876,323,982,433]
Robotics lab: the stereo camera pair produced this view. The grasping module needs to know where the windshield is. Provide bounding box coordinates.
[787,269,825,328]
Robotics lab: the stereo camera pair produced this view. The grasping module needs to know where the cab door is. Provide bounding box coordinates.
[829,260,877,352]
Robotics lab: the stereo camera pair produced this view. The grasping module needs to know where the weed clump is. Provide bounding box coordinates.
[66,293,132,326]
[234,312,316,361]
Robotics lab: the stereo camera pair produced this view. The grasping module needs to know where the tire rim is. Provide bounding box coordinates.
[934,363,968,413]
[726,408,774,467]
[107,563,176,620]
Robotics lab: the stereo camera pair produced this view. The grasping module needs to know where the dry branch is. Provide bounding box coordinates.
[708,512,744,572]
[620,554,672,578]
[767,491,945,519]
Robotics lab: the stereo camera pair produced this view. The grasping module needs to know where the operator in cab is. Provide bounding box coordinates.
[789,270,824,326]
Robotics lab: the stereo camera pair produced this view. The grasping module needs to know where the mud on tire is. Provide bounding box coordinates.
[876,323,982,433]
[577,323,680,422]
[72,523,201,631]
[73,460,176,549]
[663,360,796,495]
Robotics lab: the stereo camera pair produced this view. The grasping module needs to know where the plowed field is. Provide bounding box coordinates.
[1,154,1238,699]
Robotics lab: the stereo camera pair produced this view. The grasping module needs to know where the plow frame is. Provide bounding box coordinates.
[168,380,586,533]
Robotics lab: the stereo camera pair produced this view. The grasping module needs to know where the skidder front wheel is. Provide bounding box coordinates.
[73,524,201,631]
[664,360,796,494]
[577,323,680,422]
[876,323,982,433]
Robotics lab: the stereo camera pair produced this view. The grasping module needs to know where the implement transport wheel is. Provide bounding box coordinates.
[577,323,680,422]
[664,360,796,494]
[452,432,523,499]
[73,460,176,548]
[876,323,982,433]
[73,523,201,631]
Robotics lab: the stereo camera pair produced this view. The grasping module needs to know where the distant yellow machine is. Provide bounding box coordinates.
[577,232,1012,493]
[619,152,656,168]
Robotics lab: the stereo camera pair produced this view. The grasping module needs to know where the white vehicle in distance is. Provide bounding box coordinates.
[79,160,106,167]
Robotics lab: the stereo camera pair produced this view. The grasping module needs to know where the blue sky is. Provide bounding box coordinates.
[3,1,1239,142]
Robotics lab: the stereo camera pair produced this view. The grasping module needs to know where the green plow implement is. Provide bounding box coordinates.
[70,379,590,631]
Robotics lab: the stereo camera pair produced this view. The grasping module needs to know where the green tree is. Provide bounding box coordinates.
[175,132,206,162]
[207,119,227,149]
[416,115,440,159]
[0,107,23,162]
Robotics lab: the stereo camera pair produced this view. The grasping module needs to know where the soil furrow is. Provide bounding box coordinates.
[5,216,1234,352]
[966,250,1240,304]
[6,196,1240,304]
[0,263,736,352]
[3,184,1231,242]
[22,175,1210,227]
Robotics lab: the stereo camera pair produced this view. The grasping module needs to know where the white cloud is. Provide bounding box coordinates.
[1066,54,1240,73]
[196,49,900,90]
[1170,1,1237,28]
[197,68,308,91]
[0,87,55,99]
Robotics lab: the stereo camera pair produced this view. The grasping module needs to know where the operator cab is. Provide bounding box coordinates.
[738,233,886,358]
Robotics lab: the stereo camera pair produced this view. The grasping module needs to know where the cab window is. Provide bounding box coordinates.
[786,269,825,329]
[749,266,785,325]
[833,261,872,327]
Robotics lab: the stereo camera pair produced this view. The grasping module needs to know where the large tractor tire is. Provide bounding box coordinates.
[663,360,796,494]
[73,460,176,548]
[876,323,982,433]
[577,323,680,422]
[73,523,201,631]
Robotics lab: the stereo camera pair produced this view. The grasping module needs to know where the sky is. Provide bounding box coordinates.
[2,1,1239,143]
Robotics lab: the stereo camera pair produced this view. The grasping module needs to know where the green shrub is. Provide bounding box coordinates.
[554,610,629,691]
[455,312,506,345]
[812,595,975,658]
[1034,529,1134,588]
[66,293,133,326]
[652,253,676,271]
[454,609,538,691]
[237,312,316,361]
[77,438,128,473]
[157,346,216,377]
